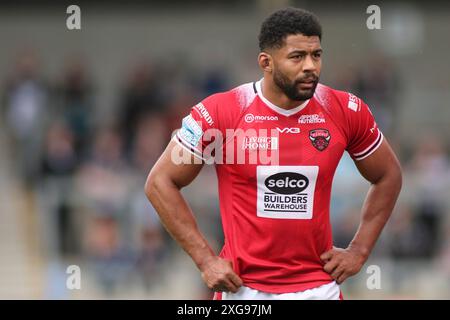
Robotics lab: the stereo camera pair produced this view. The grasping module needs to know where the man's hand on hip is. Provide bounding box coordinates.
[320,246,368,284]
[200,256,243,293]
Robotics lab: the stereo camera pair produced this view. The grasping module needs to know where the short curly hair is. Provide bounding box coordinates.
[258,7,322,51]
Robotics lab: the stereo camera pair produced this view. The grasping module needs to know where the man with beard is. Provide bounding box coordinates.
[145,7,402,299]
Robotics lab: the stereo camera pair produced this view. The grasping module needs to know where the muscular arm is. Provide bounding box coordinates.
[349,138,402,257]
[321,139,402,284]
[145,140,211,266]
[144,140,242,292]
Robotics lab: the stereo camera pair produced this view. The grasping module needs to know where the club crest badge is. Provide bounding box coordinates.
[309,129,331,151]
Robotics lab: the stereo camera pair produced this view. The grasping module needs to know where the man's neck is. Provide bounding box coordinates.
[261,77,306,110]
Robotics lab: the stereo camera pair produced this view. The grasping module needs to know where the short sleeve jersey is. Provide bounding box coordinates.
[174,79,383,293]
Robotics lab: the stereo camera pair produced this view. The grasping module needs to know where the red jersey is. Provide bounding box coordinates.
[174,79,383,293]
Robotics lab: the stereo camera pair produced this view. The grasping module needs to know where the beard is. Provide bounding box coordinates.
[273,68,319,101]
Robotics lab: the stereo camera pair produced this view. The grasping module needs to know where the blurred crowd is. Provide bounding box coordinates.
[1,48,449,298]
[1,49,228,297]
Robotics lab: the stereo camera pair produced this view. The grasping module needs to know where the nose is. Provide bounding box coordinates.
[302,55,316,73]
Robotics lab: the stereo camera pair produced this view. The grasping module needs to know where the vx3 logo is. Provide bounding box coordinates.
[276,127,301,134]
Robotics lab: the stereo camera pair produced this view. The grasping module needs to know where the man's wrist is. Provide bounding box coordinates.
[195,252,217,272]
[347,242,370,261]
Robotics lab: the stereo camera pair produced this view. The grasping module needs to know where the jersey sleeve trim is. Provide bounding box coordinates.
[173,132,206,161]
[352,130,384,161]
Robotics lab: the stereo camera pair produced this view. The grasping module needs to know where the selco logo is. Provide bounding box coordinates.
[264,172,309,195]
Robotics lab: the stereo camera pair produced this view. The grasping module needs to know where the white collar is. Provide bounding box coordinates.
[255,78,310,117]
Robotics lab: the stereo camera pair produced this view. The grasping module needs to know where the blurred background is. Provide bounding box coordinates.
[0,0,449,299]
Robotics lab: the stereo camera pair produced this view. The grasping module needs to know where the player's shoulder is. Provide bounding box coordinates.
[314,83,365,114]
[197,82,256,128]
[202,81,257,111]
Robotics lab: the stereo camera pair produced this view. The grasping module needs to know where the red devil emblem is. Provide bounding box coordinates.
[309,129,331,151]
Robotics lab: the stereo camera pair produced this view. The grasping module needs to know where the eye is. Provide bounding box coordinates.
[290,54,303,60]
[313,52,322,58]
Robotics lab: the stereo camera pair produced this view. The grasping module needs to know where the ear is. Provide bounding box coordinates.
[258,52,272,73]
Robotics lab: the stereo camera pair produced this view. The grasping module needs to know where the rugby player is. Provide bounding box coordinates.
[145,7,402,299]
